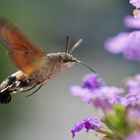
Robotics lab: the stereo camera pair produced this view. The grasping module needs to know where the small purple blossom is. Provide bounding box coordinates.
[121,94,137,108]
[122,75,140,108]
[124,31,140,60]
[70,73,104,103]
[127,74,140,94]
[71,86,123,111]
[70,73,123,111]
[124,15,140,29]
[82,73,103,89]
[121,89,140,108]
[126,132,140,140]
[71,117,102,137]
[104,32,129,54]
[105,31,140,61]
[89,86,123,111]
[128,109,140,121]
[70,86,93,103]
[127,108,140,129]
[130,0,140,8]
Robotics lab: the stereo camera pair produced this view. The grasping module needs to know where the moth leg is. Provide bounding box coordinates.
[21,83,39,92]
[25,84,43,97]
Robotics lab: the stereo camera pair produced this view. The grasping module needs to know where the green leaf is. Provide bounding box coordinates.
[103,104,133,139]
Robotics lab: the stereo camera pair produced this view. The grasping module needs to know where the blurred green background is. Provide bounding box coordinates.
[0,0,137,140]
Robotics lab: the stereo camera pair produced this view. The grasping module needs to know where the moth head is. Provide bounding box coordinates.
[62,53,79,68]
[63,36,95,73]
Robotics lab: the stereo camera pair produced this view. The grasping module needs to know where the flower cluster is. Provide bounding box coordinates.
[70,1,140,140]
[71,74,123,112]
[105,0,140,61]
[71,73,140,140]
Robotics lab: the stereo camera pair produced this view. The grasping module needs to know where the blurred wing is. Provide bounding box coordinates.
[0,17,47,75]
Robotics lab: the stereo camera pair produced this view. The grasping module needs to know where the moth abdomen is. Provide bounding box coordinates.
[0,89,12,104]
[0,75,17,104]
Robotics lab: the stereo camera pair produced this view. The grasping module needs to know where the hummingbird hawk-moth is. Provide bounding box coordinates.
[0,17,95,104]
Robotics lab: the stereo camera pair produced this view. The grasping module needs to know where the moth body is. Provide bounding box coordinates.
[0,17,85,104]
[26,52,78,84]
[0,51,78,103]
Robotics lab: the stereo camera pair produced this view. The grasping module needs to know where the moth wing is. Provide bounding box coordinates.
[0,17,47,75]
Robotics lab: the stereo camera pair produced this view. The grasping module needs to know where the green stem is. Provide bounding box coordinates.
[99,128,113,137]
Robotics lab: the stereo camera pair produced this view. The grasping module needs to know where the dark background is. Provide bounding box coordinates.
[0,0,137,140]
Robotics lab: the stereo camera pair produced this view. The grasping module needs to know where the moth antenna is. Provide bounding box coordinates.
[77,61,96,73]
[69,39,83,54]
[26,84,43,97]
[65,35,70,53]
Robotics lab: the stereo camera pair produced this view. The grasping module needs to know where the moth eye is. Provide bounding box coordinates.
[63,59,69,63]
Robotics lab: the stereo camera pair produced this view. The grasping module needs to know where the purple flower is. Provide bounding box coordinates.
[130,0,140,8]
[70,73,104,103]
[122,75,140,108]
[127,74,140,93]
[104,32,129,54]
[121,89,140,108]
[121,94,137,108]
[71,117,102,137]
[89,86,123,111]
[129,109,140,119]
[71,86,123,111]
[70,73,123,111]
[124,15,140,29]
[124,31,140,60]
[127,108,140,129]
[70,86,93,103]
[82,73,103,89]
[105,31,140,61]
[126,132,140,140]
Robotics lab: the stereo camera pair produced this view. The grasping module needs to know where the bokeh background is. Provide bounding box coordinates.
[0,0,137,140]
